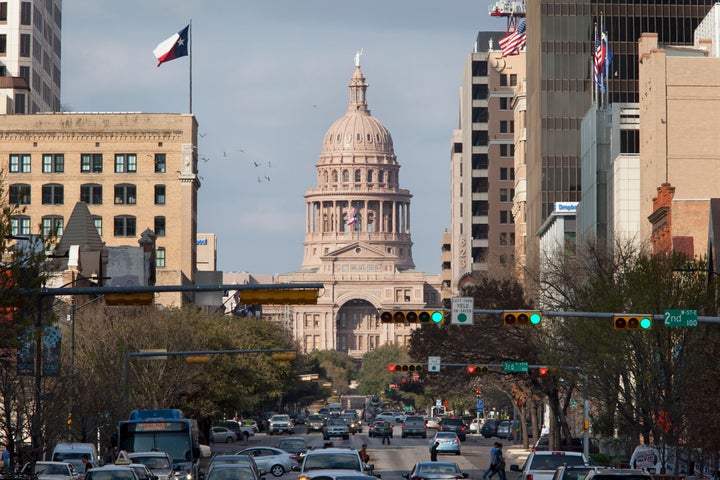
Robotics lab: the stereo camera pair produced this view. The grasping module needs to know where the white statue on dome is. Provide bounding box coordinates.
[354,48,363,67]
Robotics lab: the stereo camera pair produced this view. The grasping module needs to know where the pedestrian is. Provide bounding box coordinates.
[482,442,499,479]
[490,443,506,480]
[359,444,370,463]
[381,421,392,445]
[430,440,440,462]
[1,449,10,473]
[81,454,94,473]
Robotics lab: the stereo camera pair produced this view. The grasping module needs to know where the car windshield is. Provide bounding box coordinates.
[418,464,460,474]
[271,415,290,422]
[530,454,585,470]
[435,433,457,439]
[207,466,256,480]
[308,415,324,421]
[564,469,593,480]
[131,466,151,480]
[129,457,170,470]
[86,470,137,480]
[303,453,360,471]
[328,419,345,426]
[279,440,305,451]
[35,464,69,475]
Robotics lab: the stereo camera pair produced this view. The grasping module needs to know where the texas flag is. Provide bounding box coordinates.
[346,206,357,226]
[153,25,189,67]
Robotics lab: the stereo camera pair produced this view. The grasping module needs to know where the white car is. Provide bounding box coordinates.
[210,426,238,443]
[375,411,403,424]
[235,447,299,477]
[33,461,79,480]
[127,452,174,480]
[469,418,481,434]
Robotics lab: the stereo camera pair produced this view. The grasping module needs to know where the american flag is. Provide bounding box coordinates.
[499,20,527,57]
[594,24,606,93]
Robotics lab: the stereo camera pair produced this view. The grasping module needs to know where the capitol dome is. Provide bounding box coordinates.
[320,65,395,157]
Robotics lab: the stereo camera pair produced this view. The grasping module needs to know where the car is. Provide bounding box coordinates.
[401,416,427,439]
[550,465,602,480]
[367,421,392,438]
[468,419,481,434]
[205,464,258,480]
[268,415,294,435]
[374,412,402,424]
[277,438,308,462]
[85,466,140,480]
[127,452,174,480]
[324,417,350,440]
[126,464,156,480]
[402,462,468,480]
[235,447,299,478]
[306,414,327,434]
[339,414,360,434]
[214,420,255,441]
[425,417,441,429]
[584,469,652,480]
[481,419,500,438]
[510,451,587,480]
[33,461,80,480]
[211,427,238,443]
[439,418,467,442]
[298,447,374,480]
[496,420,512,439]
[208,455,264,479]
[533,436,598,453]
[429,432,461,456]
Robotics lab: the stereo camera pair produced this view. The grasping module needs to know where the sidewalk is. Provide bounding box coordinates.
[506,446,532,466]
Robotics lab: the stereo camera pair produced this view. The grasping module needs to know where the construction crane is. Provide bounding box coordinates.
[488,0,526,34]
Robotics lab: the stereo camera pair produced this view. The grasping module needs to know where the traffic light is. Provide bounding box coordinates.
[538,367,555,376]
[613,314,652,330]
[387,363,424,372]
[379,309,446,324]
[67,413,72,426]
[503,310,542,326]
[467,365,489,374]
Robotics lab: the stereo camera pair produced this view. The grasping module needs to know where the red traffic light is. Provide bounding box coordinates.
[387,364,396,372]
[467,365,489,374]
[539,367,548,375]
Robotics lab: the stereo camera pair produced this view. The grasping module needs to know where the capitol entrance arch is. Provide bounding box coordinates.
[336,299,381,357]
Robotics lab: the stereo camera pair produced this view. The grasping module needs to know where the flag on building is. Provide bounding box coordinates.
[153,25,190,67]
[602,30,613,82]
[499,20,527,57]
[346,205,357,226]
[593,23,606,93]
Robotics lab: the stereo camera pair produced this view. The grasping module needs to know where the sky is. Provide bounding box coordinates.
[61,1,501,276]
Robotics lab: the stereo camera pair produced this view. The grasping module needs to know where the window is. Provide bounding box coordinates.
[500,75,508,87]
[114,216,136,237]
[499,97,509,110]
[42,216,63,236]
[93,216,102,236]
[114,184,136,205]
[9,184,31,205]
[156,247,166,268]
[80,184,102,204]
[10,154,31,173]
[14,93,26,114]
[367,170,373,182]
[500,144,515,157]
[500,168,515,181]
[42,154,64,173]
[500,121,514,134]
[81,154,103,173]
[500,232,508,246]
[342,170,349,182]
[114,153,137,173]
[154,216,166,236]
[0,3,6,22]
[154,185,166,205]
[19,33,30,57]
[154,153,166,173]
[0,34,6,54]
[500,211,509,224]
[10,216,30,236]
[509,74,517,86]
[20,2,30,25]
[500,189,509,202]
[41,184,63,205]
[354,170,361,182]
[378,171,384,183]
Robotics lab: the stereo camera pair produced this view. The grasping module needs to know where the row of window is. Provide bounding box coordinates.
[9,183,166,206]
[321,168,394,185]
[9,214,167,238]
[8,153,167,174]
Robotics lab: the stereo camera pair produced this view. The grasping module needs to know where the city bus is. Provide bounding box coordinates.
[118,409,200,480]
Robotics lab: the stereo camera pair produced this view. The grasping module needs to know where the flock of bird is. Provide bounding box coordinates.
[197,133,272,183]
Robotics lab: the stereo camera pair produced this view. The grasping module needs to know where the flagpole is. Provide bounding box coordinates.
[593,22,597,108]
[189,20,193,114]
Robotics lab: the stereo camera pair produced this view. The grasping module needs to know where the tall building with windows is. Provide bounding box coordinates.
[0,112,199,305]
[263,61,442,357]
[0,0,61,113]
[524,1,715,270]
[449,31,524,291]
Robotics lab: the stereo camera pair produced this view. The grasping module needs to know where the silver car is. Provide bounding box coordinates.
[235,448,299,478]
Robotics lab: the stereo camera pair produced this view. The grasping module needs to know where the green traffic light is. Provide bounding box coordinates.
[529,312,542,325]
[640,317,652,329]
[431,311,443,323]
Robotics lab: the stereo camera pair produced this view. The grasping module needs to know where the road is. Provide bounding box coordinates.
[209,423,531,480]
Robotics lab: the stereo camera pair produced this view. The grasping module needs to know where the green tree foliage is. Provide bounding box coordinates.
[540,240,718,451]
[357,343,408,396]
[304,350,356,397]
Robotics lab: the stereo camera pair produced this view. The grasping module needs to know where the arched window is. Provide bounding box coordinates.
[332,171,339,183]
[323,171,329,183]
[342,170,349,182]
[367,170,373,182]
[378,170,384,183]
[354,170,361,182]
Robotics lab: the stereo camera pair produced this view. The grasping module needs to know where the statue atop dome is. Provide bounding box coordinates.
[354,48,363,67]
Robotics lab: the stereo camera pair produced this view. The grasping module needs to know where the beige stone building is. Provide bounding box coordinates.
[263,62,442,357]
[0,112,199,305]
[639,33,720,258]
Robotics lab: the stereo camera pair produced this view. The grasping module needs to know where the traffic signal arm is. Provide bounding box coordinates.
[613,314,652,330]
[379,309,445,324]
[503,310,542,326]
[388,363,424,372]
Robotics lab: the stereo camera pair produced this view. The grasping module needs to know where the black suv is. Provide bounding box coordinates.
[401,416,427,439]
[481,419,500,438]
[439,417,467,441]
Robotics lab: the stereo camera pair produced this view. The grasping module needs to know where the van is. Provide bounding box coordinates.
[52,443,99,472]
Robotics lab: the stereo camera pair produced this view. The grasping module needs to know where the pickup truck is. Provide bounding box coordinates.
[511,451,586,480]
[215,419,255,441]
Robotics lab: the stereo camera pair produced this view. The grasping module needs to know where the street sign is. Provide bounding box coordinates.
[664,309,698,327]
[435,399,442,408]
[476,398,485,412]
[502,361,528,373]
[452,297,474,324]
[428,356,441,373]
